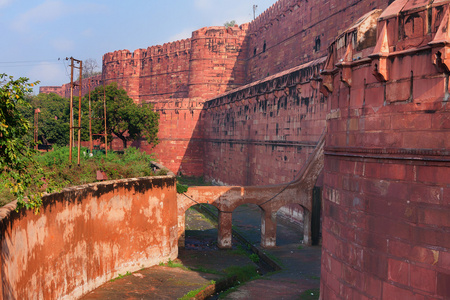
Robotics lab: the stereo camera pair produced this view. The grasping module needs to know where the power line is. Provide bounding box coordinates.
[0,59,61,65]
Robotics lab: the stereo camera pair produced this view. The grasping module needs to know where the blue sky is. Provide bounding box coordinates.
[0,0,275,91]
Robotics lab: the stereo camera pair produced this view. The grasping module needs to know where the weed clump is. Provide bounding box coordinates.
[0,146,158,205]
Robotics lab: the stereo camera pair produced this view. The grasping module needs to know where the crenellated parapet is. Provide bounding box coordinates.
[245,0,390,83]
[188,25,249,99]
[248,0,300,33]
[102,39,192,102]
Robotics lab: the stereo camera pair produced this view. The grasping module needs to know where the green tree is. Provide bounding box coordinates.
[0,74,44,211]
[88,83,159,149]
[26,92,71,147]
[224,20,236,28]
[82,58,101,79]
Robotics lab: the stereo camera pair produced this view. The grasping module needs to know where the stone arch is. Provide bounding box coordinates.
[232,203,264,246]
[177,192,221,247]
[183,203,219,249]
[275,203,306,246]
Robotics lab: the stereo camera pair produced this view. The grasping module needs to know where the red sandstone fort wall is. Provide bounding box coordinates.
[0,176,178,299]
[38,86,63,96]
[102,40,192,102]
[188,25,249,99]
[245,0,390,82]
[320,2,450,298]
[123,98,206,176]
[202,58,326,186]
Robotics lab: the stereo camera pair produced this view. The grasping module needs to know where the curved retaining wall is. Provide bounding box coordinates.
[0,176,178,299]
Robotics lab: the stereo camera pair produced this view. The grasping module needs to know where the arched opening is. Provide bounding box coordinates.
[184,204,219,250]
[232,203,262,246]
[276,203,305,246]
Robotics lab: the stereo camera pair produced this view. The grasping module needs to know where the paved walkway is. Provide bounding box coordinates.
[81,204,321,299]
[224,204,321,299]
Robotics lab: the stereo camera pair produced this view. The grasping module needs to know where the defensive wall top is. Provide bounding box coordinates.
[103,24,249,64]
[248,0,299,33]
[191,24,249,38]
[103,38,192,63]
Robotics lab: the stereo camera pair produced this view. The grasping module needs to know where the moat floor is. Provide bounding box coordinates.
[80,205,321,299]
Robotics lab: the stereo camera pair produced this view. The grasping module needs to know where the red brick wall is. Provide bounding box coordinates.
[188,25,249,99]
[38,86,63,97]
[320,2,450,298]
[102,40,192,102]
[202,58,327,186]
[139,99,205,176]
[245,0,389,82]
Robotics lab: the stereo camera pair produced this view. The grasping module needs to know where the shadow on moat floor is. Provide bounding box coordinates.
[80,206,321,300]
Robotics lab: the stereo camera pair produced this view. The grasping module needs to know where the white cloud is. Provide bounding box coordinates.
[0,0,13,9]
[82,28,94,38]
[168,28,194,42]
[12,0,66,32]
[27,62,68,87]
[50,38,75,52]
[194,0,214,11]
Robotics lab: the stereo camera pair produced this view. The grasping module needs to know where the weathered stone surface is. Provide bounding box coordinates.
[0,177,178,299]
[321,1,450,299]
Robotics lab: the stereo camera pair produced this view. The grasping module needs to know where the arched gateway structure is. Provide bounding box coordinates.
[177,133,325,248]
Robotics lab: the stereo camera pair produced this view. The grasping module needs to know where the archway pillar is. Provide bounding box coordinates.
[178,213,186,248]
[303,209,312,246]
[218,211,232,249]
[261,209,277,248]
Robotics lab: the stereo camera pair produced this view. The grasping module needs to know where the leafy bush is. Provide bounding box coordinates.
[1,146,158,206]
[176,183,189,194]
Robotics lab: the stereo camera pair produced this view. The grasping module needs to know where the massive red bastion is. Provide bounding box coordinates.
[37,0,450,299]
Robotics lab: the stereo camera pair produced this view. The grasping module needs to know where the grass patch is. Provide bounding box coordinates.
[299,288,320,299]
[189,266,222,275]
[262,250,284,267]
[159,259,188,270]
[249,253,260,263]
[178,280,215,300]
[176,183,188,194]
[224,265,260,283]
[218,265,261,299]
[230,245,247,256]
[160,259,221,275]
[177,176,212,187]
[1,146,159,205]
[110,271,132,282]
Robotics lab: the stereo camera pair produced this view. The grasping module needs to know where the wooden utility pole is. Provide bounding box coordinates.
[103,79,108,157]
[68,57,74,162]
[77,60,83,166]
[88,80,93,153]
[66,57,83,164]
[34,108,40,150]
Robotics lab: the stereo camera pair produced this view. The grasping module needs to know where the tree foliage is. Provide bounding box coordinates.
[82,58,101,79]
[87,83,159,149]
[0,74,45,211]
[224,20,236,28]
[26,92,71,147]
